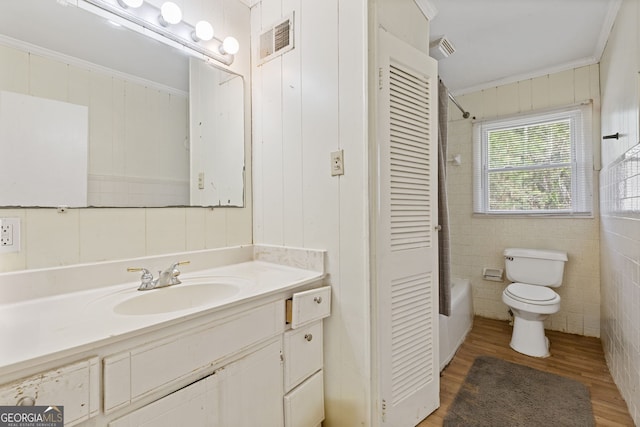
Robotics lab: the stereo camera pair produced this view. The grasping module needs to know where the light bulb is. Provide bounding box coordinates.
[117,0,143,8]
[192,20,214,42]
[220,36,239,55]
[159,2,182,26]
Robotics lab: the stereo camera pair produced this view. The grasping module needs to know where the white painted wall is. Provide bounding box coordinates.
[251,1,369,424]
[449,65,602,337]
[599,0,640,423]
[252,0,429,425]
[0,0,252,272]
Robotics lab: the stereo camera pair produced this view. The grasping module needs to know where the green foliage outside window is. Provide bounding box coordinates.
[486,120,573,212]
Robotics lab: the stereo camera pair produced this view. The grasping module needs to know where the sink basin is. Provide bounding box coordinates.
[113,283,240,315]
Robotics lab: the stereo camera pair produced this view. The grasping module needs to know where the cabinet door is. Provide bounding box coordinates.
[109,373,221,427]
[220,338,284,426]
[0,357,99,426]
[375,28,440,427]
[284,370,324,427]
[110,338,283,427]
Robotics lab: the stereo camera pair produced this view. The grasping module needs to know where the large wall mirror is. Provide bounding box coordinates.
[0,0,245,208]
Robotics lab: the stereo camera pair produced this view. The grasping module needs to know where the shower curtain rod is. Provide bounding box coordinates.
[448,92,470,119]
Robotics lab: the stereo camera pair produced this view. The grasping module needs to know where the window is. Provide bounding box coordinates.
[473,104,593,216]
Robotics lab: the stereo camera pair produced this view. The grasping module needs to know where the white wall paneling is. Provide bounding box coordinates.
[261,55,285,243]
[334,0,370,425]
[251,0,370,425]
[282,0,305,248]
[251,3,265,243]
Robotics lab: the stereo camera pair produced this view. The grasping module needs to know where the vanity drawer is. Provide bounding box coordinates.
[104,300,284,413]
[0,357,100,426]
[284,370,324,427]
[284,321,323,391]
[287,286,331,329]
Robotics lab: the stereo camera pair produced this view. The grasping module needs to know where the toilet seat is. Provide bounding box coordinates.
[505,283,560,305]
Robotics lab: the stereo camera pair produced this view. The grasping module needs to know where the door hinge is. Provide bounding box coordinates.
[381,398,387,422]
[378,67,383,90]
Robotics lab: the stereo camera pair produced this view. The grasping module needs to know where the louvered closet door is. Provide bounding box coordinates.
[375,29,439,427]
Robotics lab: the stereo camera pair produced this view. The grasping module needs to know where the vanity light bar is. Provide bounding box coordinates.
[80,0,237,66]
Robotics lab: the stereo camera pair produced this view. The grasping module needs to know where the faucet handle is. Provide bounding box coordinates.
[167,261,190,285]
[170,261,190,275]
[127,267,155,289]
[173,261,191,268]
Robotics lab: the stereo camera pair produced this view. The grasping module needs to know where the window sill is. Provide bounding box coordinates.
[472,212,594,219]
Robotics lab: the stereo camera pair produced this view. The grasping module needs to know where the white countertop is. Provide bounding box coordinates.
[0,259,324,377]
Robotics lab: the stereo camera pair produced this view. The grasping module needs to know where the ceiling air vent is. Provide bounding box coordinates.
[429,36,455,60]
[258,13,294,65]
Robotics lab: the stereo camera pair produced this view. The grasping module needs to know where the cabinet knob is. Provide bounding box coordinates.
[17,396,35,406]
[304,333,313,342]
[313,296,323,304]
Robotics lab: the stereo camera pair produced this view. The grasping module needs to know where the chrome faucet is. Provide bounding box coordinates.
[128,261,190,291]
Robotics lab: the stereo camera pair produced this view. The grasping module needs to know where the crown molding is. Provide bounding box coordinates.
[594,0,622,60]
[414,0,438,21]
[450,56,599,97]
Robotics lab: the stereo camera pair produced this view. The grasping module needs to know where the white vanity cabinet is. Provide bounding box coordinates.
[0,357,100,426]
[103,301,284,412]
[109,338,284,427]
[283,323,325,427]
[0,250,330,427]
[283,286,331,427]
[101,286,331,427]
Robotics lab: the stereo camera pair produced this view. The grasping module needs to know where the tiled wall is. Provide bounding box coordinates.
[0,207,252,272]
[448,64,601,337]
[599,0,640,422]
[87,175,188,207]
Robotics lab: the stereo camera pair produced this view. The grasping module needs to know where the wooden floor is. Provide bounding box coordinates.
[418,317,634,427]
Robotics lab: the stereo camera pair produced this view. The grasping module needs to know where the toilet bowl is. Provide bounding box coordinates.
[502,283,561,357]
[502,248,568,358]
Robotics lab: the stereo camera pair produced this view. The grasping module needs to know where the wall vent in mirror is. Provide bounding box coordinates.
[258,13,294,65]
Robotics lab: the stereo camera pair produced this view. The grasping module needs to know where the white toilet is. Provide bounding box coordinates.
[502,248,568,357]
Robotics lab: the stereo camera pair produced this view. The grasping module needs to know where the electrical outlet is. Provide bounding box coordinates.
[331,150,344,176]
[198,172,205,189]
[0,218,20,253]
[1,224,13,246]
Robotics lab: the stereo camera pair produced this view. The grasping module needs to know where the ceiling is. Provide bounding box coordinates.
[428,0,621,95]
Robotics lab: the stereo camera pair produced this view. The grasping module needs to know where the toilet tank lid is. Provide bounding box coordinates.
[504,248,568,262]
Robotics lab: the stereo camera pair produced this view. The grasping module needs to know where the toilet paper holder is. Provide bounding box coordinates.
[482,267,503,282]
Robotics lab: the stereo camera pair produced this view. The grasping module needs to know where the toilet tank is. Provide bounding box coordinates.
[503,248,568,287]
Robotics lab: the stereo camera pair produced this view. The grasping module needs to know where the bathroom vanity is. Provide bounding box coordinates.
[0,245,328,426]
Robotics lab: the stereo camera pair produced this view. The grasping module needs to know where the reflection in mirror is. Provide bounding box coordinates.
[0,0,245,208]
[190,58,245,207]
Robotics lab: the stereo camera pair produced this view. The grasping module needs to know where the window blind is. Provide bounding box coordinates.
[473,104,593,215]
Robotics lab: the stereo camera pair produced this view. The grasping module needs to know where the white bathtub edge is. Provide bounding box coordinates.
[439,278,474,371]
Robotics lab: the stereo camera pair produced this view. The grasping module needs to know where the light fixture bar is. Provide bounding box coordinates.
[81,0,235,66]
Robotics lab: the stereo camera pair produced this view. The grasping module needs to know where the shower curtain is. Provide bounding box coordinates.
[438,79,452,316]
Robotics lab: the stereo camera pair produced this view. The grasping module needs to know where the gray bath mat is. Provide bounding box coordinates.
[443,356,595,427]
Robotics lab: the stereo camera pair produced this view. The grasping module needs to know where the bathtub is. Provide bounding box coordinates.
[439,278,473,371]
